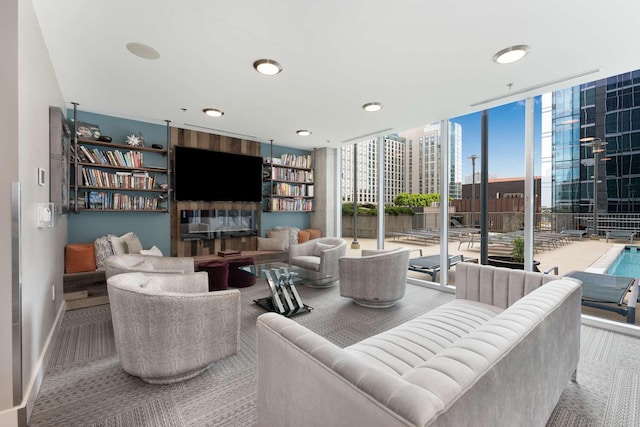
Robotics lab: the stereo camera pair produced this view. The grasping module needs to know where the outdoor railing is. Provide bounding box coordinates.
[409,212,640,235]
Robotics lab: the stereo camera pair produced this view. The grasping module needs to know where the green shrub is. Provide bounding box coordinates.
[511,236,525,263]
[341,203,414,216]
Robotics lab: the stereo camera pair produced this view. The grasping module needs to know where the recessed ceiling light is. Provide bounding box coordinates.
[296,130,312,136]
[126,42,160,60]
[362,102,383,112]
[253,59,282,76]
[203,108,224,117]
[492,45,530,64]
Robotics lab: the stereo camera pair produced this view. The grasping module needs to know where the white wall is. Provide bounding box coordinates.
[0,0,66,424]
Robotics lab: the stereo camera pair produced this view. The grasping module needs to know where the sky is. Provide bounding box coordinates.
[450,96,543,179]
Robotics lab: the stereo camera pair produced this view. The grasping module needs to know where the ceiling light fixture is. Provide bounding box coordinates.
[203,108,224,117]
[362,102,383,112]
[492,45,530,64]
[296,130,312,136]
[253,59,282,76]
[126,42,160,60]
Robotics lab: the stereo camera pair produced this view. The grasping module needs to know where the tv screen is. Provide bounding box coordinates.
[174,146,263,202]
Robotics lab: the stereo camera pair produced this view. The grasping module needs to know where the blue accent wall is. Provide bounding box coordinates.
[67,110,171,254]
[67,111,313,249]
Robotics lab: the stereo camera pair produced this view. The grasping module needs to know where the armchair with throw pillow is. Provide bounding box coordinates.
[288,237,347,287]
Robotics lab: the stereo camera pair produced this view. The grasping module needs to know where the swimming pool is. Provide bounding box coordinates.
[607,246,640,278]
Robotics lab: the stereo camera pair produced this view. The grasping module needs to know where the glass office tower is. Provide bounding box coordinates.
[550,69,640,213]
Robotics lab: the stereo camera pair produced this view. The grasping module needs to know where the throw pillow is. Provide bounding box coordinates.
[109,235,128,255]
[257,237,285,251]
[297,230,310,243]
[271,226,300,246]
[121,232,143,254]
[307,229,322,240]
[65,243,97,273]
[93,236,114,271]
[266,229,290,250]
[313,242,333,257]
[139,245,163,256]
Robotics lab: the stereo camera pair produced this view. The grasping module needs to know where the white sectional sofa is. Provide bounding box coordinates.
[256,262,582,427]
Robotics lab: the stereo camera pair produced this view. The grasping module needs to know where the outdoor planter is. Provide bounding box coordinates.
[486,255,541,272]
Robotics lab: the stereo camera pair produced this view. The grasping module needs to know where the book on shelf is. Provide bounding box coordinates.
[88,191,104,209]
[79,145,96,163]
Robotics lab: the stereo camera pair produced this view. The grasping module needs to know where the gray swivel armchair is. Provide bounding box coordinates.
[339,247,411,307]
[107,271,241,384]
[288,237,347,287]
[104,254,195,279]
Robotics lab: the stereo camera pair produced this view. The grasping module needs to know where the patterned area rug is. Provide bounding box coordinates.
[28,281,640,426]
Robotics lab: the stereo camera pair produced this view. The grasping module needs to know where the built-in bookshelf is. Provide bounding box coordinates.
[69,107,170,212]
[263,153,314,212]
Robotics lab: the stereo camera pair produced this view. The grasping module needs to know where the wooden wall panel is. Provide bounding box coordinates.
[170,127,262,257]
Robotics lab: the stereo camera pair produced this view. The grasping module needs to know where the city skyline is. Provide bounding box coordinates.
[451,96,543,180]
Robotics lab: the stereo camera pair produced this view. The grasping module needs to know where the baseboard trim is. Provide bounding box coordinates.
[23,301,66,425]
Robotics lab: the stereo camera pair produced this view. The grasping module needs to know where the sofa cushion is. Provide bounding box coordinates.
[139,245,163,256]
[94,236,114,271]
[257,236,285,251]
[290,255,320,271]
[270,226,299,247]
[297,230,310,243]
[266,229,291,250]
[304,228,322,240]
[313,242,333,257]
[345,299,504,376]
[65,243,97,273]
[121,232,143,254]
[108,235,128,255]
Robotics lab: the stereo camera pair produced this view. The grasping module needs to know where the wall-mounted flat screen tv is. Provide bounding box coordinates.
[174,146,263,202]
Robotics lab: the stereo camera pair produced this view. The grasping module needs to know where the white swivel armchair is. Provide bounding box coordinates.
[339,247,411,307]
[107,271,241,384]
[288,237,347,287]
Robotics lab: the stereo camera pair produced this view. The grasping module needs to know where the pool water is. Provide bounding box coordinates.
[607,246,640,278]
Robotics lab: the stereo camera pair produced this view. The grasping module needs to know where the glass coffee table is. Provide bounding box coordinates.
[240,262,316,317]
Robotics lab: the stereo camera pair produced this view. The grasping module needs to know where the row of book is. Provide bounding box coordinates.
[72,144,145,168]
[268,198,313,211]
[267,167,314,182]
[81,191,165,210]
[268,183,314,197]
[265,154,313,169]
[80,166,157,190]
[281,153,312,168]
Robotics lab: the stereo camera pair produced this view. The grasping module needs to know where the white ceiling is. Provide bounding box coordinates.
[32,0,640,151]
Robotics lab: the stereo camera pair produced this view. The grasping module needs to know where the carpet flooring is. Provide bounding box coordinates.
[28,281,640,426]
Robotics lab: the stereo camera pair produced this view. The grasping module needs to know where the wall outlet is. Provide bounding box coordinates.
[51,284,55,301]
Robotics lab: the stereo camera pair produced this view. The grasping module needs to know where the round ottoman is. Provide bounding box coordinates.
[198,261,229,291]
[227,257,257,288]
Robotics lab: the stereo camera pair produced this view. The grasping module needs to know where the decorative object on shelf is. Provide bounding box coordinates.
[159,183,168,190]
[137,131,145,146]
[126,134,142,146]
[75,122,101,140]
[97,135,112,142]
[151,144,163,149]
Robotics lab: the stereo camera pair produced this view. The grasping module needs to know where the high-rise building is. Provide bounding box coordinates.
[399,122,463,199]
[341,135,406,205]
[341,123,463,205]
[546,69,640,213]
